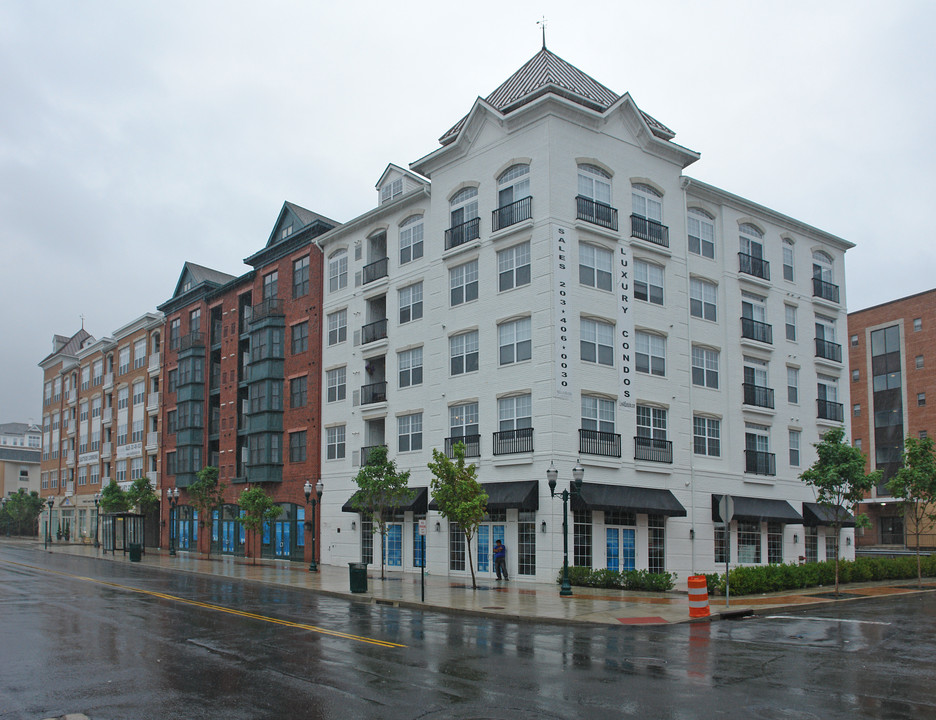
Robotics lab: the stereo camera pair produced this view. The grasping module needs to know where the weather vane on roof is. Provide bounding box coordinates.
[80,313,85,329]
[537,16,547,49]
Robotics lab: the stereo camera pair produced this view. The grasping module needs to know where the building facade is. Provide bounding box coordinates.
[317,48,855,584]
[0,422,42,450]
[849,288,936,549]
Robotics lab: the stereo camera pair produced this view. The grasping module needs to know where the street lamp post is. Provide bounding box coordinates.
[303,479,323,572]
[1,497,8,537]
[93,492,101,549]
[168,487,179,556]
[547,460,585,597]
[45,497,54,550]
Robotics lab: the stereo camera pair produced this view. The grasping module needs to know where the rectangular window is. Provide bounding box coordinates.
[636,331,665,376]
[130,457,143,480]
[326,425,345,460]
[399,217,424,264]
[919,393,927,407]
[767,522,783,564]
[637,405,667,441]
[131,419,144,443]
[325,368,345,402]
[133,338,147,369]
[581,318,614,366]
[449,402,479,450]
[497,242,531,291]
[787,367,799,404]
[328,252,347,292]
[916,355,924,369]
[691,346,719,388]
[693,416,720,456]
[450,331,479,375]
[737,520,761,563]
[398,413,423,452]
[449,523,465,571]
[782,243,795,281]
[80,367,90,392]
[291,321,308,354]
[518,511,536,576]
[91,397,101,418]
[853,403,861,417]
[579,243,613,291]
[914,318,922,332]
[573,510,593,568]
[450,260,479,306]
[852,369,860,382]
[293,256,310,298]
[635,260,664,305]
[498,317,532,365]
[290,431,307,463]
[785,305,797,341]
[399,283,423,324]
[290,376,308,408]
[851,334,859,346]
[327,310,347,346]
[687,209,715,258]
[263,271,278,300]
[132,380,145,406]
[581,396,615,433]
[789,429,801,466]
[79,402,88,422]
[398,347,423,388]
[498,394,532,431]
[117,387,129,410]
[689,278,717,321]
[118,346,130,375]
[169,318,181,350]
[189,308,201,335]
[92,360,103,386]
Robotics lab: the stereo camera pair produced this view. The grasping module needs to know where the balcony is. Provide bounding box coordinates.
[66,389,77,404]
[102,407,113,425]
[445,434,481,458]
[492,196,532,231]
[576,196,618,231]
[147,392,160,411]
[579,429,622,458]
[817,399,845,422]
[361,318,388,345]
[493,427,533,455]
[743,383,775,409]
[815,338,843,363]
[634,436,673,463]
[66,451,75,464]
[741,317,773,344]
[362,257,389,285]
[179,332,206,352]
[148,352,161,373]
[102,442,112,457]
[146,431,159,450]
[361,445,387,466]
[745,449,776,476]
[149,471,159,487]
[812,277,840,304]
[250,298,285,323]
[103,373,114,390]
[738,252,770,280]
[360,381,387,405]
[65,418,75,435]
[445,217,481,250]
[630,214,669,248]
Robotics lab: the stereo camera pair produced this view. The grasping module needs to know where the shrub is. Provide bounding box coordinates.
[557,566,676,592]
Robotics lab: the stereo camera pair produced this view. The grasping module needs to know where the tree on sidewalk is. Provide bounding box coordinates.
[125,476,159,515]
[237,485,282,565]
[428,442,487,589]
[188,466,227,559]
[887,436,936,588]
[100,479,132,514]
[800,427,879,596]
[0,490,44,536]
[351,445,413,580]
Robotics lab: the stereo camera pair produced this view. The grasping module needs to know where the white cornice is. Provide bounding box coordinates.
[316,187,431,250]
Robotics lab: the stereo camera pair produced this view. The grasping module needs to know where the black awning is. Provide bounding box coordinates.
[342,486,428,514]
[571,482,686,517]
[711,494,803,523]
[428,480,539,512]
[802,502,856,528]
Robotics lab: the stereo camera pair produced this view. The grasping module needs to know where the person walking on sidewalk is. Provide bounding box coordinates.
[494,539,508,580]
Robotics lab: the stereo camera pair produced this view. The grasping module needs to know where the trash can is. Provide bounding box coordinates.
[349,562,368,593]
[128,544,142,562]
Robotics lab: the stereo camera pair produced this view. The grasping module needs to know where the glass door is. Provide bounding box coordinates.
[476,512,506,577]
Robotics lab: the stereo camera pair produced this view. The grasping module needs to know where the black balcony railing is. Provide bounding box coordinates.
[738,252,770,280]
[492,196,532,231]
[360,381,387,405]
[363,257,389,284]
[576,196,618,231]
[745,449,776,476]
[741,317,773,344]
[815,338,843,362]
[742,383,775,409]
[445,434,481,458]
[493,427,533,455]
[250,298,285,322]
[178,332,205,352]
[630,214,669,247]
[812,277,840,303]
[817,399,844,422]
[361,445,387,466]
[634,436,673,463]
[361,318,388,344]
[579,429,622,458]
[444,217,481,250]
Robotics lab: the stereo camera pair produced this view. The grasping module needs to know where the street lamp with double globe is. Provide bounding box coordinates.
[93,492,101,549]
[547,460,585,597]
[303,479,323,572]
[45,497,54,550]
[167,487,180,556]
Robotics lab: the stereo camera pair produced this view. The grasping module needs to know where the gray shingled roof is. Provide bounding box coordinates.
[39,328,93,365]
[184,262,237,288]
[0,422,38,435]
[0,447,40,463]
[439,48,674,145]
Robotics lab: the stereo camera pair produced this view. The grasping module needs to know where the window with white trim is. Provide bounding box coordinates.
[691,346,719,388]
[327,310,347,346]
[787,366,799,404]
[328,250,348,293]
[450,331,479,376]
[133,338,147,369]
[399,215,424,265]
[326,425,345,460]
[581,318,614,366]
[398,347,423,388]
[688,208,715,258]
[132,380,145,406]
[498,394,532,431]
[326,367,346,403]
[632,184,662,222]
[782,239,795,281]
[450,403,479,439]
[689,278,717,321]
[118,346,130,375]
[399,283,423,324]
[635,260,664,305]
[380,178,403,204]
[636,331,665,376]
[812,250,833,284]
[693,416,720,456]
[581,396,614,433]
[578,164,611,204]
[497,165,530,208]
[398,413,423,452]
[497,242,531,291]
[450,260,478,306]
[785,304,797,341]
[579,243,613,291]
[637,405,667,441]
[789,429,801,466]
[498,317,531,365]
[740,223,765,259]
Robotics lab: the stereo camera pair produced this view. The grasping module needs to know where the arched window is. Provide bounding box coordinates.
[399,215,424,265]
[494,165,531,229]
[739,224,768,279]
[812,251,833,283]
[328,249,347,293]
[577,165,616,229]
[688,208,715,259]
[632,183,662,223]
[448,187,479,248]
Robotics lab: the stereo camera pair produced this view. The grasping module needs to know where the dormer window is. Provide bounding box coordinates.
[281,224,293,239]
[380,178,403,205]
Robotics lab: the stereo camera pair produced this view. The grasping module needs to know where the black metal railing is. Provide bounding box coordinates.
[630,214,669,247]
[743,383,775,409]
[576,196,618,231]
[250,298,285,322]
[817,399,844,422]
[362,257,389,284]
[815,338,843,362]
[361,318,388,344]
[360,381,387,405]
[492,427,533,455]
[745,450,776,476]
[491,196,532,231]
[741,317,773,344]
[812,277,840,303]
[445,434,481,458]
[444,217,481,250]
[579,429,622,457]
[634,436,673,463]
[738,252,770,280]
[178,332,205,352]
[360,445,387,466]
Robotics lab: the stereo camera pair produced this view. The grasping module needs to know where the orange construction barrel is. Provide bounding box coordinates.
[687,575,710,618]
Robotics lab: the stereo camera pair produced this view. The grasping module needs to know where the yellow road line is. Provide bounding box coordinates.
[2,559,405,649]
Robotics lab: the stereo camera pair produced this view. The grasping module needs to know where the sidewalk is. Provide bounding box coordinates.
[7,539,933,626]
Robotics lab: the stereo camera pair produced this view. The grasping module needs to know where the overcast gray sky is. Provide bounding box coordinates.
[2,0,934,424]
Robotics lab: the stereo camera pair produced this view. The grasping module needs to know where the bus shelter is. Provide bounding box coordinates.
[101,513,145,556]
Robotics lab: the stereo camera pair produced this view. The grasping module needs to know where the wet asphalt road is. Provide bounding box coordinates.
[1,545,934,720]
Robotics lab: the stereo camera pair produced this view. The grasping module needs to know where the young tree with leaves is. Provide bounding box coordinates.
[100,479,132,514]
[887,436,936,588]
[800,427,879,596]
[351,445,413,579]
[237,485,282,565]
[0,490,44,536]
[428,442,488,589]
[125,476,159,514]
[188,466,227,559]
